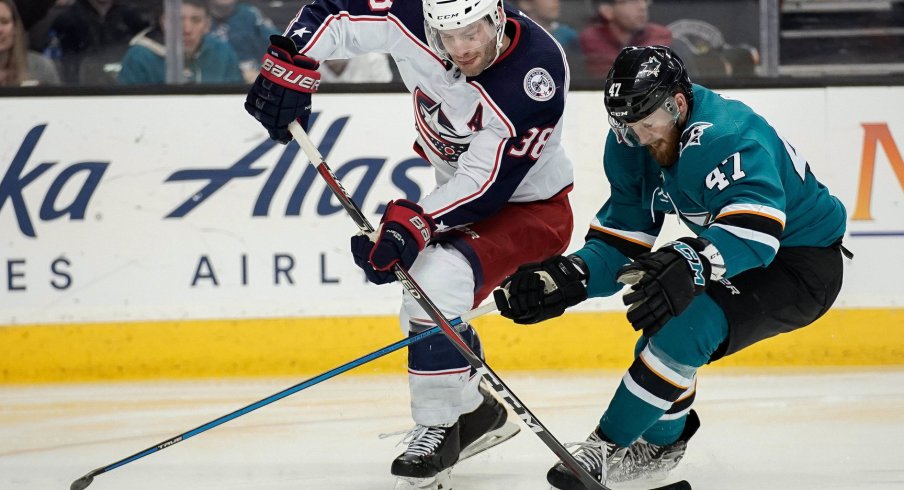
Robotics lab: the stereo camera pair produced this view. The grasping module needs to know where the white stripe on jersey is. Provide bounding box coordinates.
[710,223,781,251]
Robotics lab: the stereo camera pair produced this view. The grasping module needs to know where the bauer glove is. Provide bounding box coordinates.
[350,200,436,284]
[494,255,588,325]
[244,35,320,144]
[616,237,717,337]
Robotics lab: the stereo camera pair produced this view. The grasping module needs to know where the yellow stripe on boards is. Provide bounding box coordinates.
[1,308,902,384]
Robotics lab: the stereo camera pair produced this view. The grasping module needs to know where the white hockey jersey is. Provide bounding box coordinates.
[283,0,574,227]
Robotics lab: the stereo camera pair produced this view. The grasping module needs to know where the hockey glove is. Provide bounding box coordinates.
[350,233,397,284]
[616,238,713,337]
[244,35,320,144]
[350,200,436,285]
[494,255,588,325]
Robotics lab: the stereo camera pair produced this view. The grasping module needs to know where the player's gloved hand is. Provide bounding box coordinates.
[350,233,397,284]
[616,237,712,337]
[244,35,320,144]
[494,255,588,325]
[350,200,436,284]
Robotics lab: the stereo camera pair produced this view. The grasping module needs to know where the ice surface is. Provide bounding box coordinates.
[2,369,903,489]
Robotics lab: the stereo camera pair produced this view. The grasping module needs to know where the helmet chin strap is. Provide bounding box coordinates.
[488,20,506,67]
[480,6,507,71]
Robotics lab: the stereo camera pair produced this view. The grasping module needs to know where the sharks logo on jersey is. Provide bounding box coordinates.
[679,122,713,156]
[414,88,474,163]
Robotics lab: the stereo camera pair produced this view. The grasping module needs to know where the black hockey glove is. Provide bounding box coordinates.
[350,233,397,284]
[616,238,713,337]
[494,255,588,325]
[349,200,436,285]
[244,35,320,144]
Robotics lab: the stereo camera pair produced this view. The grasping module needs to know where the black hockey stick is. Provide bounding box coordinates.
[290,121,691,490]
[69,303,496,490]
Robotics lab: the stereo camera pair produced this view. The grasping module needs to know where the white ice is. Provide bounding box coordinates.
[2,369,903,489]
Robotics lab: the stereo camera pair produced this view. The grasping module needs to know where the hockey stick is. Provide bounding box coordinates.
[69,302,496,490]
[289,121,621,490]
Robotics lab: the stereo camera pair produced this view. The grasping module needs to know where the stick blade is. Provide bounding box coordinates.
[71,469,101,490]
[70,475,93,490]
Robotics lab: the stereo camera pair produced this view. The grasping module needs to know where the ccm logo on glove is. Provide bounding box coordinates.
[669,241,707,287]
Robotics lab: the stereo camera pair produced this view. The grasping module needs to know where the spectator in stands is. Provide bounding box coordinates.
[579,0,671,78]
[118,0,242,85]
[207,0,279,83]
[48,0,148,84]
[516,0,578,49]
[516,0,583,76]
[12,0,55,31]
[0,0,60,86]
[318,54,395,83]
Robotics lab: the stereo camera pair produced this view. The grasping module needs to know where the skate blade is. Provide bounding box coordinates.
[608,468,672,485]
[458,421,520,461]
[394,468,452,490]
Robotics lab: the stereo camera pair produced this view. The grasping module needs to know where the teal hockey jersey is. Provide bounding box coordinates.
[574,84,847,298]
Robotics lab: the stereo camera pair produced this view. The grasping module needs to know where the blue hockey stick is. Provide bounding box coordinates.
[70,302,496,490]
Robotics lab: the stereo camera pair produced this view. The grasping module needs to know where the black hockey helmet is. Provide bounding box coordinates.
[604,45,693,124]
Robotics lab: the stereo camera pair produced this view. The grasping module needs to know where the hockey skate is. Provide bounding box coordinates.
[389,386,519,489]
[546,426,627,490]
[608,410,700,483]
[548,410,700,489]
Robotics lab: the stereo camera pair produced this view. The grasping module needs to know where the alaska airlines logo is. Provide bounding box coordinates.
[1,124,108,238]
[414,88,473,162]
[2,117,431,239]
[679,122,713,156]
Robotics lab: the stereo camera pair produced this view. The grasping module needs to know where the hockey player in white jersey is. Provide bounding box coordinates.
[244,0,574,487]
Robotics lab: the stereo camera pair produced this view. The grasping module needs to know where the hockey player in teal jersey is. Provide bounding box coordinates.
[494,45,849,489]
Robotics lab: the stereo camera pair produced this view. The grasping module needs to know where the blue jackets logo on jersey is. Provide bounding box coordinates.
[523,67,555,102]
[414,88,472,162]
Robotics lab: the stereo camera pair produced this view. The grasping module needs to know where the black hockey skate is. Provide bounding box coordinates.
[390,386,519,489]
[390,423,460,488]
[458,385,519,460]
[608,410,700,483]
[546,426,627,490]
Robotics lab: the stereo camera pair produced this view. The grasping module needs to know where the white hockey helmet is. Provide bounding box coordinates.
[422,0,506,65]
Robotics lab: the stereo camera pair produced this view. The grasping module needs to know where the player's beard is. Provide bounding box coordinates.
[646,125,681,167]
[455,40,497,77]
